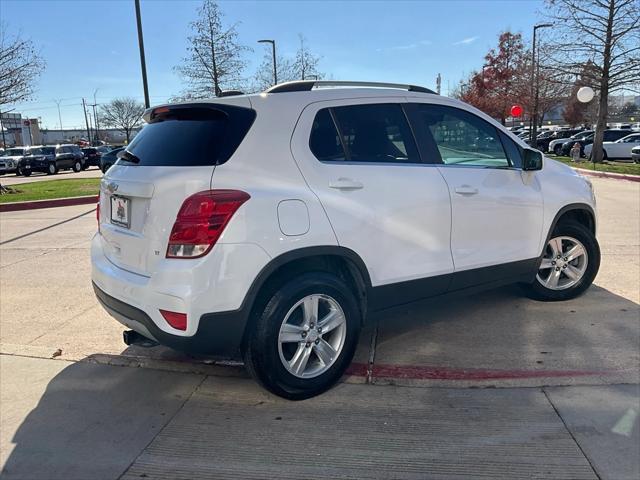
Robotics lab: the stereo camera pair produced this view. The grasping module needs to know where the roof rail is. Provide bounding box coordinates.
[219,90,245,97]
[265,80,437,95]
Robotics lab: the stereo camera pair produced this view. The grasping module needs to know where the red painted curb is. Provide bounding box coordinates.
[574,167,640,183]
[0,195,98,213]
[345,362,605,381]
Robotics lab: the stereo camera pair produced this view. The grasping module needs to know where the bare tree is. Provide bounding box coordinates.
[250,34,324,92]
[543,0,640,162]
[99,98,145,143]
[292,35,323,81]
[0,23,46,108]
[174,0,249,99]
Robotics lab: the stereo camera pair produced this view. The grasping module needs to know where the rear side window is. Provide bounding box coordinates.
[125,104,256,166]
[309,104,420,164]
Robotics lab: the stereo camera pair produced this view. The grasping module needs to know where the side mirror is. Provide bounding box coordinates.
[523,149,543,171]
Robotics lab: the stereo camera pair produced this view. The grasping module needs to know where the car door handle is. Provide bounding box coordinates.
[454,185,479,195]
[329,178,364,190]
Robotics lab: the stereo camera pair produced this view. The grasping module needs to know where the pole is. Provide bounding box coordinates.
[134,0,150,108]
[82,98,92,144]
[54,99,64,131]
[92,89,100,144]
[272,41,277,85]
[530,23,552,146]
[258,40,277,86]
[0,110,6,148]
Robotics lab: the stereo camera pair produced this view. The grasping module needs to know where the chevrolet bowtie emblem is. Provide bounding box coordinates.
[106,182,119,193]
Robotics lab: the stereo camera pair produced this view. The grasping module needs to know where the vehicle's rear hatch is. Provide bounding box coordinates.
[98,100,256,276]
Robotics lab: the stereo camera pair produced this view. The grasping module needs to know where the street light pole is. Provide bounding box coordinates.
[54,99,64,131]
[134,0,150,108]
[258,39,277,85]
[530,23,553,146]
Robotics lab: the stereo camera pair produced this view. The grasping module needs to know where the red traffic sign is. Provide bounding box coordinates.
[23,119,31,126]
[510,105,523,118]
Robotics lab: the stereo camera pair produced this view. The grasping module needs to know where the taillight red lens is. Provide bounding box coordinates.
[159,309,187,330]
[166,189,250,259]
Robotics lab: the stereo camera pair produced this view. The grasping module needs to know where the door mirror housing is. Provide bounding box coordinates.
[523,149,543,171]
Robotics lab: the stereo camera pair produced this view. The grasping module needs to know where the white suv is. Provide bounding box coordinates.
[92,81,600,399]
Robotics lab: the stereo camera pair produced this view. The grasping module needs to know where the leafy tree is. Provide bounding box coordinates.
[458,32,528,125]
[0,23,46,108]
[99,98,145,143]
[543,0,640,162]
[174,0,249,98]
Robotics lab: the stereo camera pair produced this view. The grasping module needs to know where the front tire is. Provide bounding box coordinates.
[523,221,600,301]
[47,163,58,175]
[244,272,361,400]
[553,144,562,155]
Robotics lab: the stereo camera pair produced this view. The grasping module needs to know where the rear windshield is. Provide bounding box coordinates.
[123,104,256,167]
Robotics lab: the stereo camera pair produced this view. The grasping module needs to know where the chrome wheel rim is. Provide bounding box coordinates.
[277,294,347,379]
[537,236,588,290]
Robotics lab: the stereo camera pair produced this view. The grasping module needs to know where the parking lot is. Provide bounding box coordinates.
[0,167,103,186]
[1,176,638,479]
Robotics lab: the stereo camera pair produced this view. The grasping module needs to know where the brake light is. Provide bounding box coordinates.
[166,189,250,259]
[159,309,187,330]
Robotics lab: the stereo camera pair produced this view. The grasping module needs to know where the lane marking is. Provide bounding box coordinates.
[611,408,638,437]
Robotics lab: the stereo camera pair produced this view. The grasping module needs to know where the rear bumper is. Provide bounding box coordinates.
[93,282,248,358]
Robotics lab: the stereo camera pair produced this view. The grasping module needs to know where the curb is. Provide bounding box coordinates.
[573,167,640,183]
[0,195,98,213]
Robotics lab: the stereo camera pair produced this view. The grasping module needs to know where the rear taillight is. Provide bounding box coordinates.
[166,189,250,259]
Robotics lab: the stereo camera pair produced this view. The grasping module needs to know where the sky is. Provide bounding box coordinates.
[2,0,545,129]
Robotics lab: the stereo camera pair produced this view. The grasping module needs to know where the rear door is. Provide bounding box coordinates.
[98,101,256,276]
[407,101,543,286]
[291,99,453,305]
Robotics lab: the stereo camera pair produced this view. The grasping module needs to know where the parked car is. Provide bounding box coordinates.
[559,129,632,157]
[0,147,27,175]
[99,147,124,173]
[631,145,640,163]
[583,132,640,160]
[545,129,587,154]
[96,145,114,154]
[82,147,102,168]
[17,146,56,176]
[92,80,600,399]
[18,144,85,175]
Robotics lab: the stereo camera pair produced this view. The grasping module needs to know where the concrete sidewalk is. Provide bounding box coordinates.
[2,354,638,480]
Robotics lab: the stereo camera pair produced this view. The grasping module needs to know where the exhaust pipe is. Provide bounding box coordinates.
[123,330,158,348]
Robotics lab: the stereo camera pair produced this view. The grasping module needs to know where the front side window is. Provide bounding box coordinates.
[412,104,510,167]
[622,134,640,143]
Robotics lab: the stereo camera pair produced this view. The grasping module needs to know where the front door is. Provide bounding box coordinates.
[408,101,544,287]
[291,99,454,306]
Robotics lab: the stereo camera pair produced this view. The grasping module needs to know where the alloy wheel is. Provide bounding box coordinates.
[537,236,588,290]
[277,294,347,379]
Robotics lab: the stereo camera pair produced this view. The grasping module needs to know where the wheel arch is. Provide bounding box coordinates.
[546,203,596,247]
[239,246,372,349]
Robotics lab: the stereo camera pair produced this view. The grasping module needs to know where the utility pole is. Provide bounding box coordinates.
[82,98,92,144]
[91,89,100,144]
[436,73,441,95]
[54,99,64,131]
[530,23,552,146]
[134,0,150,108]
[258,39,277,85]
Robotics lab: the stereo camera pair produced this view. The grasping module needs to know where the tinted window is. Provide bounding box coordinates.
[499,132,523,168]
[309,109,346,161]
[5,148,25,156]
[413,104,509,167]
[621,134,640,143]
[125,104,255,166]
[330,104,419,163]
[604,131,631,141]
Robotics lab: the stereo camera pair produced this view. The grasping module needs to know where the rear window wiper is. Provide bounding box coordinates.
[117,150,141,164]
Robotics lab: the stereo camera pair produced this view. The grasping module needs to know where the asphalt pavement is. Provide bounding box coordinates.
[0,176,638,479]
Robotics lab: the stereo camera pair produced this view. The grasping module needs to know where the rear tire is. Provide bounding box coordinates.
[522,221,600,301]
[47,163,58,175]
[553,144,562,155]
[72,160,82,172]
[22,170,31,177]
[243,272,361,400]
